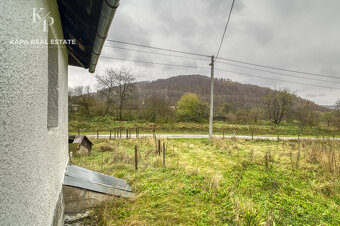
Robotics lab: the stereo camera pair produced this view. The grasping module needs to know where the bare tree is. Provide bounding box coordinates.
[95,69,117,116]
[335,99,340,116]
[114,67,135,120]
[296,102,320,128]
[68,87,75,113]
[249,107,265,123]
[265,89,294,125]
[74,85,92,114]
[95,67,135,119]
[336,99,340,109]
[323,112,335,129]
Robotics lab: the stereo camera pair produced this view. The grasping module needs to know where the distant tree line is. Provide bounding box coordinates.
[68,67,340,131]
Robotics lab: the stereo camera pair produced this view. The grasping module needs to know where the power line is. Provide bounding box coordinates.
[106,39,210,58]
[218,57,340,80]
[215,67,340,90]
[215,0,236,60]
[215,60,340,84]
[104,44,339,84]
[100,55,210,70]
[105,44,339,84]
[99,55,340,90]
[104,44,210,62]
[105,39,339,80]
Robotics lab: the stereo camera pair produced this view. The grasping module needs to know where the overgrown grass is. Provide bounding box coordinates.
[73,138,340,225]
[69,116,339,137]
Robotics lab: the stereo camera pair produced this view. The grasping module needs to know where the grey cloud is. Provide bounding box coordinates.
[68,0,340,105]
[307,93,326,98]
[134,54,155,68]
[108,5,151,45]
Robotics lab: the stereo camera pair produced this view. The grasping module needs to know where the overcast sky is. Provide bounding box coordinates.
[69,0,340,105]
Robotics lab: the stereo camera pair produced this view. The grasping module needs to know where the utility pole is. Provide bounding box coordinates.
[209,55,215,138]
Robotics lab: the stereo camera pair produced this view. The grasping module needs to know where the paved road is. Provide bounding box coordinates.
[85,133,340,141]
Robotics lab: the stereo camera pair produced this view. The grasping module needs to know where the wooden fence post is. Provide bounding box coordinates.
[158,140,161,156]
[223,130,224,138]
[153,129,156,139]
[78,129,80,135]
[277,134,279,142]
[126,129,129,139]
[163,142,166,167]
[251,131,254,140]
[97,129,99,139]
[135,145,138,170]
[109,129,112,140]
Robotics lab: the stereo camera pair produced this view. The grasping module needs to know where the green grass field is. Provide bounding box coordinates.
[69,116,339,137]
[73,138,340,225]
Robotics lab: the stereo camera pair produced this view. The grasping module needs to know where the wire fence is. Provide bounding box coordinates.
[69,126,339,140]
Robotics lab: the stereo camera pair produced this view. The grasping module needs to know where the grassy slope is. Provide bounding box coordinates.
[73,138,340,225]
[69,117,338,137]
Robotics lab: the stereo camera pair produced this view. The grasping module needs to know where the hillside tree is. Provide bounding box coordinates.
[143,96,174,123]
[176,93,208,122]
[219,102,233,115]
[265,89,294,125]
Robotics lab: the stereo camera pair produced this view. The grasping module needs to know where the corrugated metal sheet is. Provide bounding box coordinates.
[63,165,133,198]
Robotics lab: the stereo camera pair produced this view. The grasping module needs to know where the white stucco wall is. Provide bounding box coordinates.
[0,0,69,225]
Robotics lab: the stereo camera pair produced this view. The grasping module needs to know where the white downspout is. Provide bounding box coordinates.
[89,0,120,73]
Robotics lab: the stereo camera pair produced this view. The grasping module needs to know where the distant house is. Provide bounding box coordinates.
[0,0,120,225]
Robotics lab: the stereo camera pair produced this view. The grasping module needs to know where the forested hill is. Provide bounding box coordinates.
[135,74,329,112]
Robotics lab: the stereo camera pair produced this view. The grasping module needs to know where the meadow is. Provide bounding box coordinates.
[73,137,340,225]
[69,116,339,138]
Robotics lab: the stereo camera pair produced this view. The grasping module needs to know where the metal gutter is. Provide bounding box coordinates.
[89,0,120,73]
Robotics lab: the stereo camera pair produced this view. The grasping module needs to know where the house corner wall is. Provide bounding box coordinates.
[0,0,69,225]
